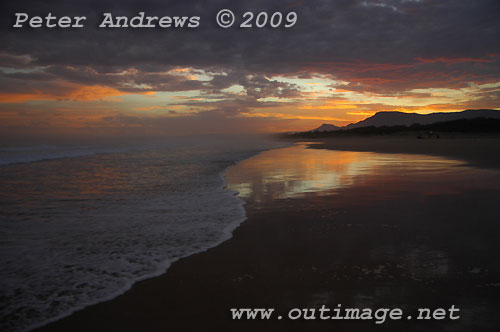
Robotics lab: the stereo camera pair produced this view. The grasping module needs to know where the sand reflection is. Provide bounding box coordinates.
[225,143,465,203]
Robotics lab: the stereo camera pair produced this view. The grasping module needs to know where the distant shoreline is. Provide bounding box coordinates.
[284,117,500,139]
[304,136,500,170]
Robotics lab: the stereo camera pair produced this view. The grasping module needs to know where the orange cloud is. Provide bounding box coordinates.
[333,89,354,93]
[300,99,358,110]
[300,104,357,110]
[347,111,376,116]
[132,105,183,111]
[67,86,127,101]
[242,111,348,122]
[0,84,144,103]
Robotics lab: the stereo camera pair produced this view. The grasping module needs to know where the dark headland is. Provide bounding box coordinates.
[283,109,500,169]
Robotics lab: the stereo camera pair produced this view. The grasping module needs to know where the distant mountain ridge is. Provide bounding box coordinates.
[344,109,500,129]
[303,110,500,133]
[288,117,500,138]
[309,123,341,132]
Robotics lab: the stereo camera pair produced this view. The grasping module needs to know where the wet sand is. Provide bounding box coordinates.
[36,138,500,332]
[308,136,500,169]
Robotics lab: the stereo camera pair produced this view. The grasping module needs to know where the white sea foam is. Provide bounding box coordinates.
[0,136,289,332]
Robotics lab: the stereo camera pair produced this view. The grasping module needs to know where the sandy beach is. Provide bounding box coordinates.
[36,137,500,332]
[308,136,500,169]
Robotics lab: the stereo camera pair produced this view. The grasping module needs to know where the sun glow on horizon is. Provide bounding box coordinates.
[1,64,499,134]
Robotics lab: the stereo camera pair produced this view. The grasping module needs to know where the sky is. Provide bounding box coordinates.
[0,0,499,140]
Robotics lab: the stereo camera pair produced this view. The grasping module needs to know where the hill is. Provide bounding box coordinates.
[286,117,500,138]
[309,124,341,132]
[344,109,500,129]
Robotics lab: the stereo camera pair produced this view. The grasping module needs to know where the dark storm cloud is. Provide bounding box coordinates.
[1,0,499,96]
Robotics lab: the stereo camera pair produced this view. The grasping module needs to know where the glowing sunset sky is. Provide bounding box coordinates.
[1,0,499,139]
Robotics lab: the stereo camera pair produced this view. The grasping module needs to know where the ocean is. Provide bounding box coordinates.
[0,135,287,332]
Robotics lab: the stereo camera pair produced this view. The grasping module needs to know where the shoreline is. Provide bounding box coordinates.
[35,137,500,332]
[305,136,500,169]
[26,142,290,332]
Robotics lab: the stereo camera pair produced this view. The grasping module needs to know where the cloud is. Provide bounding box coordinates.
[2,0,499,75]
[0,0,499,136]
[0,84,127,103]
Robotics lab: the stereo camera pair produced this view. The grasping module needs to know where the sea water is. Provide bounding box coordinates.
[0,135,287,332]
